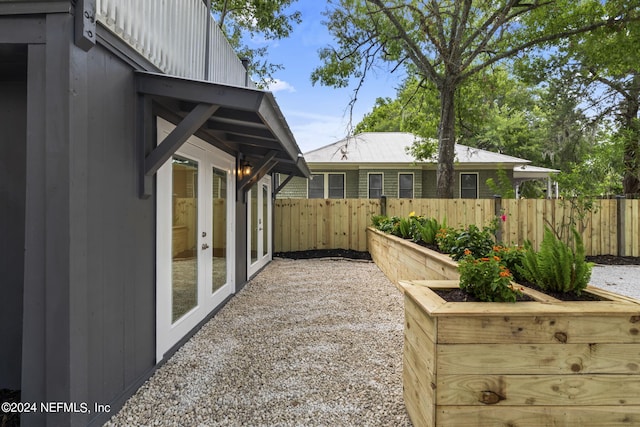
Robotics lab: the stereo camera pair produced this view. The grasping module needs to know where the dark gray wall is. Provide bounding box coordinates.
[12,13,155,426]
[0,46,27,391]
[84,43,156,425]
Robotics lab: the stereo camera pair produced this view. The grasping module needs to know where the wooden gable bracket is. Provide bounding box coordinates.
[138,96,219,198]
[236,150,278,201]
[274,174,295,196]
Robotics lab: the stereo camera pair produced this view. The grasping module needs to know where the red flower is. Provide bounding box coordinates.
[500,214,507,222]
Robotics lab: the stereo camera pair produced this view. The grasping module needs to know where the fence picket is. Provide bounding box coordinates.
[273,198,640,256]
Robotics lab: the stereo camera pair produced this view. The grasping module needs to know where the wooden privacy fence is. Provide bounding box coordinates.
[274,198,640,257]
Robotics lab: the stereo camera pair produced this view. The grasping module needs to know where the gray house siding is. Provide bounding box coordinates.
[275,174,307,198]
[84,44,156,423]
[0,53,27,392]
[1,14,157,426]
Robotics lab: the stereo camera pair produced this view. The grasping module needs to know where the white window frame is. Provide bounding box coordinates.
[398,172,414,198]
[155,118,236,363]
[368,172,384,199]
[307,172,346,198]
[460,172,479,199]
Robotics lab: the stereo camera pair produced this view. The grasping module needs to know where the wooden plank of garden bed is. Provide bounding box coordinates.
[436,343,640,375]
[432,300,640,316]
[403,351,434,427]
[436,314,640,344]
[436,373,640,406]
[405,294,438,344]
[436,405,640,427]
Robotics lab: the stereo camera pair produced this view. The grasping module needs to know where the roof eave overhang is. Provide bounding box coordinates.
[135,71,309,199]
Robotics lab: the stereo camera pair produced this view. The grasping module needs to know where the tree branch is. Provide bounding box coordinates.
[459,16,640,81]
[367,0,442,84]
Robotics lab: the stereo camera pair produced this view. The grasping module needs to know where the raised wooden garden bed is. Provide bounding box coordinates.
[367,227,459,288]
[367,227,640,426]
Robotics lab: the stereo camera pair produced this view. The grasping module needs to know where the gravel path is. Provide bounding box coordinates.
[104,258,411,427]
[589,264,640,300]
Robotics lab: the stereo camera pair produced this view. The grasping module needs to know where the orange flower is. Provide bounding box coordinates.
[493,255,501,261]
[464,249,472,256]
[499,271,511,278]
[493,245,502,252]
[481,257,490,262]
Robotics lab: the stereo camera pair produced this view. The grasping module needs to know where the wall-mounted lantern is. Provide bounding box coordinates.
[238,161,252,179]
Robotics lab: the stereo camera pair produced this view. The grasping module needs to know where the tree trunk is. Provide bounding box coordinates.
[436,78,457,198]
[622,73,640,198]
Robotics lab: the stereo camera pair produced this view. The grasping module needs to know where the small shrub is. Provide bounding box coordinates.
[447,223,497,261]
[435,226,458,254]
[492,244,527,284]
[519,227,593,295]
[458,250,523,302]
[372,215,402,235]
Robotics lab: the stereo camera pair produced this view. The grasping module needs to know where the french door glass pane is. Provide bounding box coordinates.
[251,184,258,263]
[262,184,268,257]
[171,156,198,323]
[212,167,227,293]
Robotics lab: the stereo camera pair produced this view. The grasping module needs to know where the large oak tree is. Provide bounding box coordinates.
[312,0,639,198]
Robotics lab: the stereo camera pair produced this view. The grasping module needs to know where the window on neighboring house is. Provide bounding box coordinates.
[399,173,414,198]
[308,173,345,198]
[368,173,383,198]
[308,174,324,198]
[460,173,478,198]
[328,174,345,198]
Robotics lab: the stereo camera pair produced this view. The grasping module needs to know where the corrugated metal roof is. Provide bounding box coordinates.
[304,132,531,165]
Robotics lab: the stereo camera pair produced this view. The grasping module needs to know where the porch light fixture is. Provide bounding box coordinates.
[239,161,252,179]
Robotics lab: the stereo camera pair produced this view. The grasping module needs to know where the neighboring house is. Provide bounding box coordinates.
[0,1,308,426]
[277,132,558,199]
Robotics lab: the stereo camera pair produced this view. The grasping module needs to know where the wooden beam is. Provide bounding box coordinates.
[144,102,219,176]
[274,174,295,195]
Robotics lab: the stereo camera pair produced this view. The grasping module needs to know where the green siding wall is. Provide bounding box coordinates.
[276,168,515,199]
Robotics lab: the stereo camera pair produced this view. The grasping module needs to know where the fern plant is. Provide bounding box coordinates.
[519,227,593,295]
[412,217,442,245]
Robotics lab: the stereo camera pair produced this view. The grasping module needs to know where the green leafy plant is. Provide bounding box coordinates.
[412,216,442,245]
[519,227,593,295]
[441,223,497,261]
[458,250,523,302]
[492,244,527,284]
[397,217,413,239]
[374,213,445,246]
[372,215,402,235]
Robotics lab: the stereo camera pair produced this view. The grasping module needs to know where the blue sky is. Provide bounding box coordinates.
[258,2,405,154]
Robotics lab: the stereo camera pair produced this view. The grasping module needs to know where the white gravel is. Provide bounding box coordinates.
[589,264,640,300]
[104,258,411,427]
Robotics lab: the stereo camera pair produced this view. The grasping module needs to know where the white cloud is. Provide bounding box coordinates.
[268,79,296,93]
[286,111,354,154]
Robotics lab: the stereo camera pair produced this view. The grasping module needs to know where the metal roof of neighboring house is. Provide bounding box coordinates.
[303,132,533,165]
[513,164,561,179]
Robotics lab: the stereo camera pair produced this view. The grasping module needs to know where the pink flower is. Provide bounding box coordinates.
[500,214,507,222]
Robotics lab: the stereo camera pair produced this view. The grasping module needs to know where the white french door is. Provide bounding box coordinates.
[156,119,235,362]
[247,176,272,277]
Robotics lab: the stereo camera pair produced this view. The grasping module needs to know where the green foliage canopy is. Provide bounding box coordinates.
[312,0,640,198]
[211,0,301,87]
